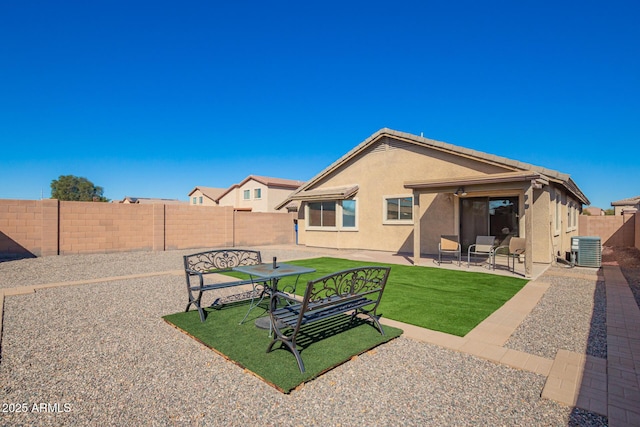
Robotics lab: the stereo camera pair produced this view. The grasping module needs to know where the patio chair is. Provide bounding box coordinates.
[438,235,461,266]
[467,235,496,269]
[495,237,526,273]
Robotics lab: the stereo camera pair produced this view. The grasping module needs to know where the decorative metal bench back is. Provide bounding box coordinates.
[301,266,391,312]
[184,249,262,274]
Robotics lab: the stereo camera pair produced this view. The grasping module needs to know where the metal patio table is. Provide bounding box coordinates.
[233,262,316,330]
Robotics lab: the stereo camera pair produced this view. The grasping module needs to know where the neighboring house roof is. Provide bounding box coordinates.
[611,195,640,206]
[187,186,227,201]
[584,207,604,216]
[277,128,590,209]
[120,196,184,204]
[214,175,304,202]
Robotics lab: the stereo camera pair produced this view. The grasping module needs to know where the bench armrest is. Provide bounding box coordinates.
[185,268,205,289]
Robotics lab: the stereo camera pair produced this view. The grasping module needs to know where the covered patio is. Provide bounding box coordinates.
[406,171,551,278]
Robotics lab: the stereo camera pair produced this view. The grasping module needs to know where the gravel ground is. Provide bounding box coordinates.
[504,266,607,360]
[0,247,610,426]
[0,246,343,290]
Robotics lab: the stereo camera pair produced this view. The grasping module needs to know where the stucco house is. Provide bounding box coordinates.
[190,176,303,212]
[188,187,227,206]
[583,206,605,216]
[277,128,590,277]
[611,195,640,216]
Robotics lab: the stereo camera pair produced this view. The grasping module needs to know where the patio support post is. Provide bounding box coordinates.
[524,185,534,278]
[413,191,421,266]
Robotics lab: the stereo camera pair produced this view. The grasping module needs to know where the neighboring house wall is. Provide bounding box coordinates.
[189,188,218,206]
[612,196,640,216]
[221,179,269,212]
[584,207,604,216]
[218,178,300,213]
[0,199,297,258]
[614,204,640,216]
[267,187,299,212]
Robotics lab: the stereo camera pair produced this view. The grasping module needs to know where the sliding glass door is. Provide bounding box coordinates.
[460,197,519,249]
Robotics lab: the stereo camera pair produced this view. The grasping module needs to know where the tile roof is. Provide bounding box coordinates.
[246,175,305,188]
[188,187,227,200]
[611,195,640,206]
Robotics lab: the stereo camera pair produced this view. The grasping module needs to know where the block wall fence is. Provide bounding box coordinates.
[578,210,638,249]
[1,199,637,259]
[0,199,297,258]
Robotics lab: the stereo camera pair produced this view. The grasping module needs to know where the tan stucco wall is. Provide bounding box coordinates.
[301,137,509,254]
[614,204,639,216]
[267,187,298,212]
[298,136,586,264]
[531,187,551,263]
[547,187,583,260]
[189,189,217,206]
[218,180,296,213]
[636,211,640,250]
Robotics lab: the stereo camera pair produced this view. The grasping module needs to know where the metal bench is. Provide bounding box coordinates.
[183,249,267,322]
[267,266,391,373]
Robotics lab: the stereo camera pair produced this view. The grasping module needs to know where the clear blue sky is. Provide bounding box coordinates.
[1,1,638,208]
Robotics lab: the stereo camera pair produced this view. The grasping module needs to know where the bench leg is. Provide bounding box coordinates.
[267,336,305,373]
[354,309,385,336]
[185,291,207,322]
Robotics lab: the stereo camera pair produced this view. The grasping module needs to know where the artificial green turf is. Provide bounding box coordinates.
[230,257,528,337]
[163,301,402,393]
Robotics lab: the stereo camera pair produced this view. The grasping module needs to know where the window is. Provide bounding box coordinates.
[567,202,577,231]
[192,197,197,205]
[243,190,250,200]
[342,200,356,228]
[308,201,336,227]
[254,188,262,199]
[199,196,203,204]
[384,196,413,223]
[306,200,356,230]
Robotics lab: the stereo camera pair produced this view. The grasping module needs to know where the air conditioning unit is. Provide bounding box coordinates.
[571,236,602,268]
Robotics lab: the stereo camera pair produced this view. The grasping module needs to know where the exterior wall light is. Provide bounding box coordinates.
[454,187,467,197]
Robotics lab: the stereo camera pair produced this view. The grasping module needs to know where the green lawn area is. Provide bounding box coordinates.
[232,257,528,337]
